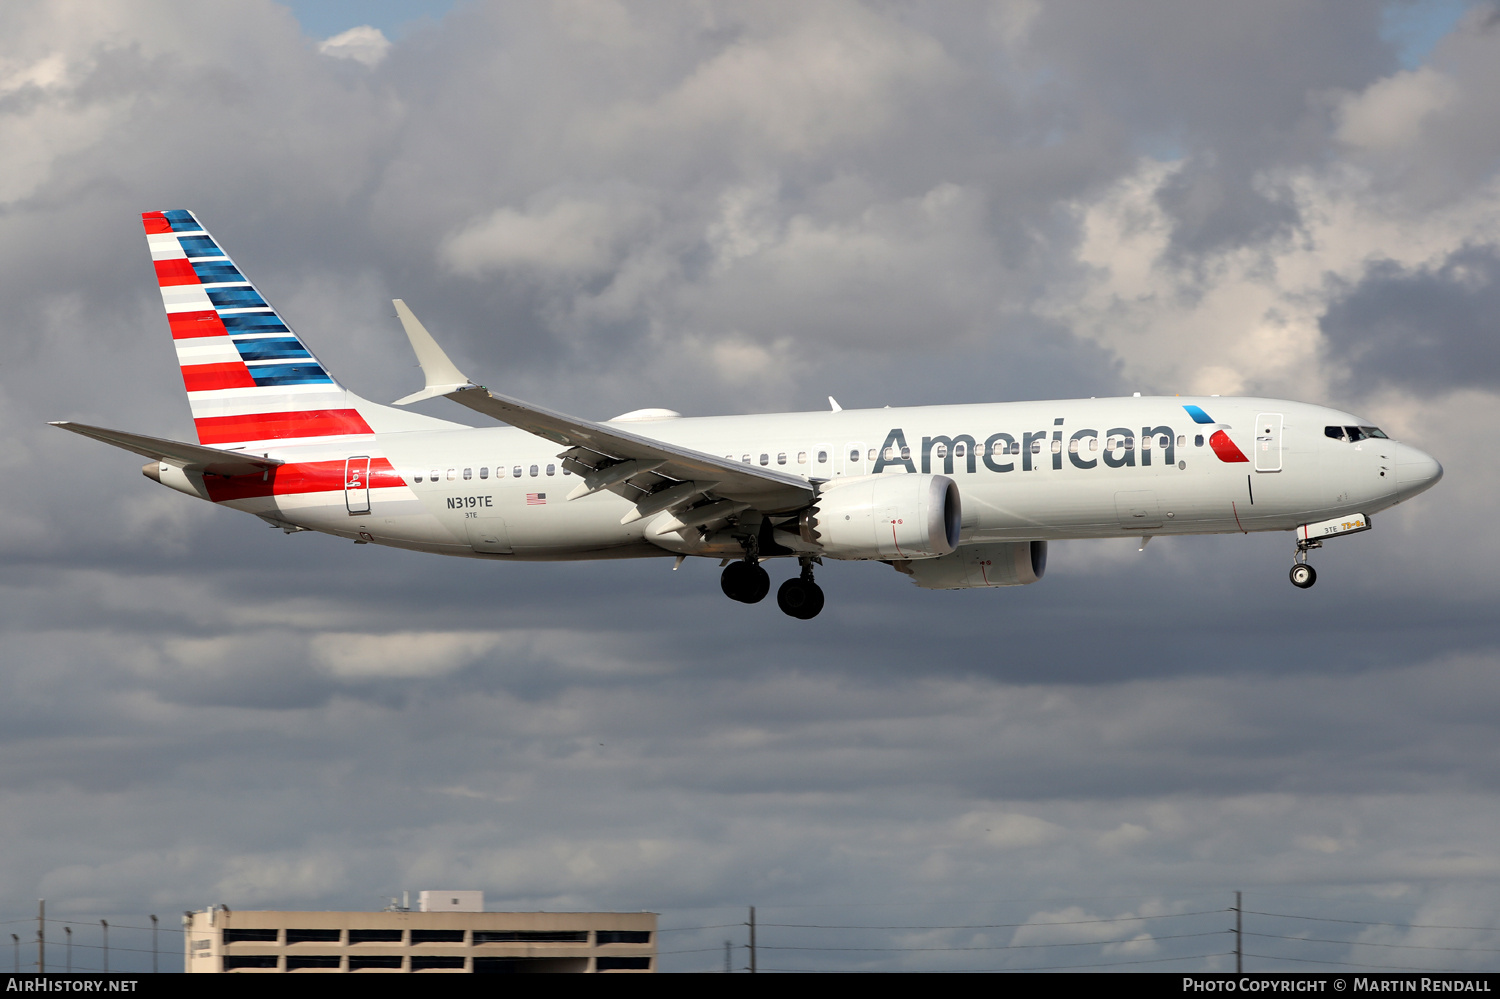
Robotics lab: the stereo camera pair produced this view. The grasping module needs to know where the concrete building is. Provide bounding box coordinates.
[183,896,655,973]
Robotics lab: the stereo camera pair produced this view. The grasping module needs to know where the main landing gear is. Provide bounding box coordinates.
[776,561,825,621]
[721,559,771,604]
[719,553,825,619]
[1289,538,1320,589]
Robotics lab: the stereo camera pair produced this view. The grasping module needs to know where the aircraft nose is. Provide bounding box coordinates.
[1394,444,1443,500]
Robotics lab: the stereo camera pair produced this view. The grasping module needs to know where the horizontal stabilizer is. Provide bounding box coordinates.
[49,421,283,475]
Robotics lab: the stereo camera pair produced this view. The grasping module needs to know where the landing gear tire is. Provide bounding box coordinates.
[721,560,771,603]
[1289,563,1317,589]
[777,577,825,620]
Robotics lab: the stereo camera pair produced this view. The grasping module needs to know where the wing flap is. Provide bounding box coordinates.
[446,385,813,511]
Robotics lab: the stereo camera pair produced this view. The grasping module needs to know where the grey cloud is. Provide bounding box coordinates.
[1322,245,1500,394]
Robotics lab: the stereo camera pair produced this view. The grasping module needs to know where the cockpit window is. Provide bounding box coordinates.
[1326,425,1391,443]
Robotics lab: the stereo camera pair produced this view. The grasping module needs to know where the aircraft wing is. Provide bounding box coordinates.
[390,301,815,516]
[50,421,284,476]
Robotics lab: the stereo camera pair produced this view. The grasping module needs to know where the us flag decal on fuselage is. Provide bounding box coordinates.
[526,493,547,505]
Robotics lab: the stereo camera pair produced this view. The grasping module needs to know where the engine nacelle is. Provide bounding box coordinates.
[801,474,960,560]
[893,541,1048,589]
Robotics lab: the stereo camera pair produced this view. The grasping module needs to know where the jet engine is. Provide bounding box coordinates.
[891,540,1048,589]
[800,474,960,560]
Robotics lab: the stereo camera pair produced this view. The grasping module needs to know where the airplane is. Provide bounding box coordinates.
[52,210,1444,620]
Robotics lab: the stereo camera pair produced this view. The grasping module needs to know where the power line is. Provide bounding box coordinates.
[759,930,1226,953]
[1244,931,1500,954]
[1243,909,1500,932]
[1242,951,1476,973]
[761,951,1233,973]
[760,909,1224,931]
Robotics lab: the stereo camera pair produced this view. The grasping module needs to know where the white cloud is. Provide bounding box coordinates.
[310,630,501,679]
[443,195,654,277]
[317,25,392,67]
[1337,67,1458,153]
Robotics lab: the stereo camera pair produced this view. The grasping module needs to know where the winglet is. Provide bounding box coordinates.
[391,299,476,405]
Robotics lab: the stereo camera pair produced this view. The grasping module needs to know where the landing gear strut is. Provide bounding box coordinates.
[1289,538,1320,589]
[776,559,825,620]
[721,537,770,604]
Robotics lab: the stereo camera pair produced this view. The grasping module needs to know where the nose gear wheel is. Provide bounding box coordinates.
[1289,538,1320,588]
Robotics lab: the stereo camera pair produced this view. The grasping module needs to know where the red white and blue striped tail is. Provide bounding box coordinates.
[143,209,376,450]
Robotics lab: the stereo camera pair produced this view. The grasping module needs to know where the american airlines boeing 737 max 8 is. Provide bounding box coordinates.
[53,211,1443,619]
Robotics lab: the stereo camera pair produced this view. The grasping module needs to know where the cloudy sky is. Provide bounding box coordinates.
[2,0,1498,973]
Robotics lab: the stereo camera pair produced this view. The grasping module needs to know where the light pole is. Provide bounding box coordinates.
[101,920,108,973]
[65,927,71,973]
[150,915,158,974]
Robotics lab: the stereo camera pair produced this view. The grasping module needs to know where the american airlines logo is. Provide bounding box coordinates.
[870,406,1246,475]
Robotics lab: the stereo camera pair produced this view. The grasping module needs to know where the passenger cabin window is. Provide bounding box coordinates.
[546,464,556,476]
[414,473,423,483]
[798,452,808,464]
[1089,438,1099,451]
[1050,439,1062,453]
[868,448,877,461]
[513,466,522,477]
[1030,440,1041,454]
[777,453,787,465]
[901,446,911,460]
[817,450,828,463]
[849,449,860,462]
[953,443,966,457]
[529,464,539,477]
[742,454,751,463]
[446,468,457,481]
[1194,435,1204,447]
[760,453,769,466]
[430,469,440,481]
[1177,435,1186,447]
[479,467,489,479]
[934,443,948,459]
[1068,439,1079,454]
[463,467,472,480]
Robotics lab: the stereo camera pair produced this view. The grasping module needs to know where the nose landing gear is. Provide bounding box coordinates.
[1289,538,1320,589]
[776,560,825,620]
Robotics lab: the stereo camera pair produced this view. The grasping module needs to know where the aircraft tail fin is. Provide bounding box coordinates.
[143,209,400,449]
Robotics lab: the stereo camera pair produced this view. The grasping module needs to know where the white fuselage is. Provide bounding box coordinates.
[211,396,1440,562]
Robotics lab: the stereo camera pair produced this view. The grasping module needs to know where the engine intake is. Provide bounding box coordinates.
[801,474,960,560]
